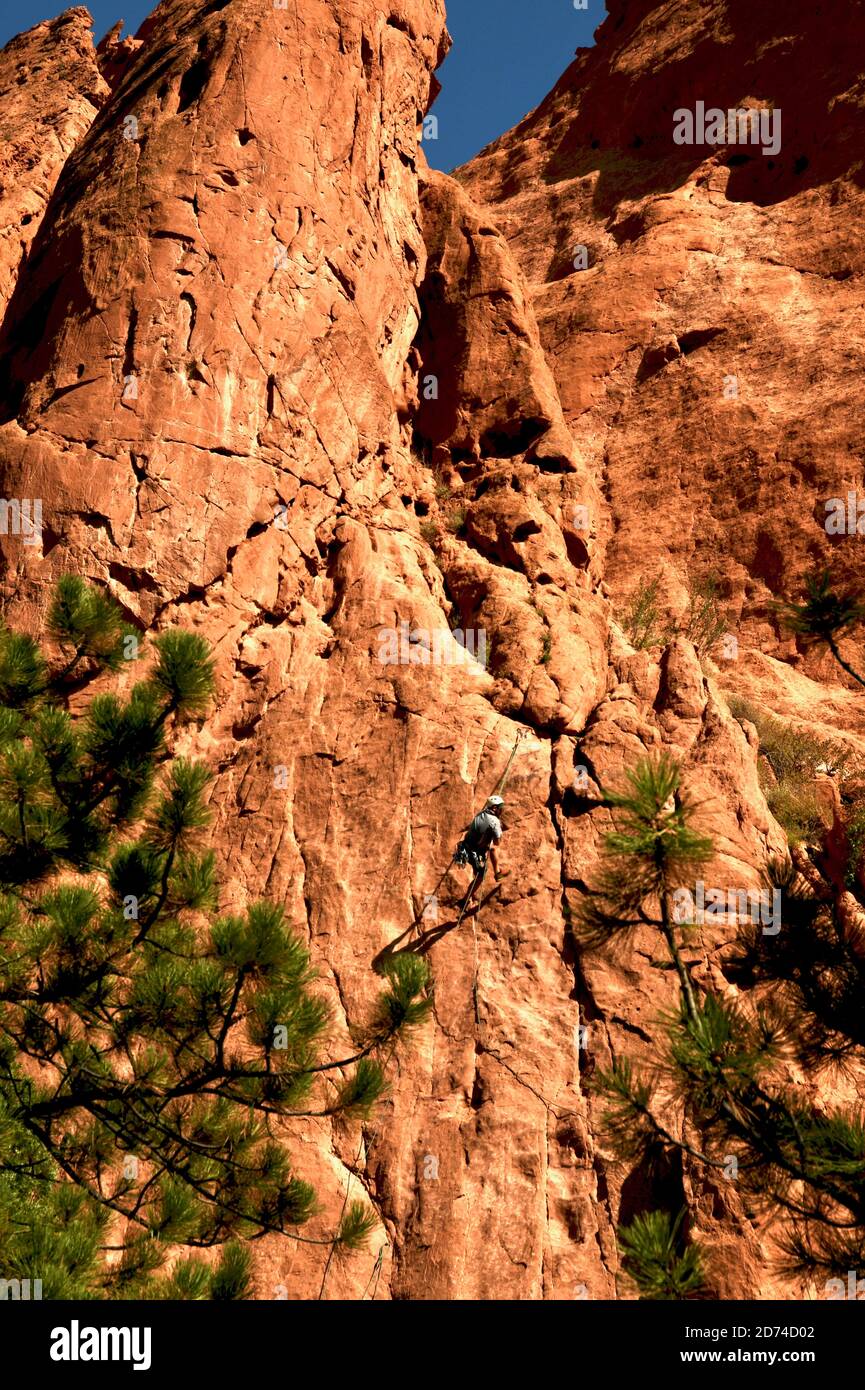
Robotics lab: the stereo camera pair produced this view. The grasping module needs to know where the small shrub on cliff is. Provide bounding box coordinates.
[0,578,431,1297]
[680,574,727,656]
[620,577,667,650]
[578,754,865,1293]
[844,802,865,891]
[620,575,729,658]
[773,568,865,688]
[727,696,855,845]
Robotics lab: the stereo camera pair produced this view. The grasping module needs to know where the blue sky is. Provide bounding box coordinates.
[429,0,601,170]
[2,1,602,171]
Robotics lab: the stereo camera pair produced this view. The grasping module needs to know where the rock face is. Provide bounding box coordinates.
[456,0,865,695]
[0,0,863,1300]
[0,8,109,321]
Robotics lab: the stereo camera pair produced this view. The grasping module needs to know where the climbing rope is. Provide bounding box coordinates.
[361,1243,387,1301]
[491,726,528,798]
[317,1131,366,1301]
[471,909,481,1025]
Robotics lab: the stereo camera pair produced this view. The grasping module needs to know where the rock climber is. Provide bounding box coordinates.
[455,795,506,906]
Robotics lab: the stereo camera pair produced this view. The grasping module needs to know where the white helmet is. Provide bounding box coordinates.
[487,795,504,809]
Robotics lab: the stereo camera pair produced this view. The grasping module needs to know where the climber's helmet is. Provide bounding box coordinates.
[487,795,504,811]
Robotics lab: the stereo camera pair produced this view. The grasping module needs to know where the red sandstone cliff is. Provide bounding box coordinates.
[0,0,863,1299]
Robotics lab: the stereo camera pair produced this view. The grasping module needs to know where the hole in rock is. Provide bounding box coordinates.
[177,57,210,113]
[618,1146,686,1234]
[565,533,590,570]
[480,415,548,458]
[677,326,725,356]
[40,521,62,556]
[109,561,159,592]
[360,35,374,78]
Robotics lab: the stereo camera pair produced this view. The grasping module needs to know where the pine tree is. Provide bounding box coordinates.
[773,568,865,689]
[618,1210,704,1301]
[0,577,431,1298]
[578,754,865,1296]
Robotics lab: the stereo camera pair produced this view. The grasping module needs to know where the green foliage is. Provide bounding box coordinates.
[336,1201,379,1254]
[0,580,430,1298]
[619,1210,705,1300]
[845,803,865,891]
[0,632,45,708]
[773,569,865,688]
[591,1058,658,1166]
[374,954,433,1035]
[727,696,857,845]
[48,574,138,676]
[540,629,553,664]
[773,568,865,648]
[147,630,215,720]
[578,755,712,947]
[731,858,865,1071]
[680,574,727,656]
[620,577,666,650]
[582,753,865,1286]
[619,574,729,658]
[445,506,467,536]
[727,697,853,785]
[763,782,825,846]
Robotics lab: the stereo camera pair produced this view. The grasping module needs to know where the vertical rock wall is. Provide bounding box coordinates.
[0,0,860,1299]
